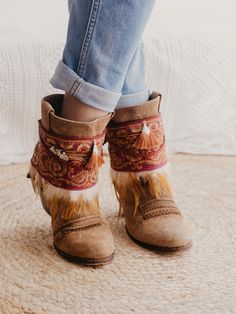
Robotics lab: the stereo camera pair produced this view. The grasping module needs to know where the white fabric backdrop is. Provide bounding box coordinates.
[0,0,236,164]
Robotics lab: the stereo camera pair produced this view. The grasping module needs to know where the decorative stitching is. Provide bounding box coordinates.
[143,208,181,220]
[59,222,102,236]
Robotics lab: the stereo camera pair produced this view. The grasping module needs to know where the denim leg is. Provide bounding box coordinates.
[68,0,73,12]
[50,0,156,112]
[117,39,150,108]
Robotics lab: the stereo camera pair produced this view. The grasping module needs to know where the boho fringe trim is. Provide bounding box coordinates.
[28,164,100,220]
[111,164,173,217]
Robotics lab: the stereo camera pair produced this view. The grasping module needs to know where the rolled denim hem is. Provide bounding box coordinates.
[116,88,150,108]
[50,60,121,112]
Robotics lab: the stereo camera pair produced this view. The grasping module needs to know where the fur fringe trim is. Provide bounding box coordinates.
[28,163,43,195]
[111,163,173,217]
[28,164,100,220]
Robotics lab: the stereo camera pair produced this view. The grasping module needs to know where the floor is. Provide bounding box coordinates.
[0,154,236,314]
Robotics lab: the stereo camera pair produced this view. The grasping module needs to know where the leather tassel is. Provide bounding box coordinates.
[134,122,160,150]
[86,142,104,170]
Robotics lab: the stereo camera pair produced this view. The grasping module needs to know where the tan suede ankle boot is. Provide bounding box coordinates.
[107,92,192,252]
[28,94,114,265]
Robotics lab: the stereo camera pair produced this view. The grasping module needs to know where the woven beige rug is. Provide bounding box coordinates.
[0,155,236,314]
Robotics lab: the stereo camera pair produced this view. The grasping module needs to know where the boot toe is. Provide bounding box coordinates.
[54,223,114,265]
[127,214,192,251]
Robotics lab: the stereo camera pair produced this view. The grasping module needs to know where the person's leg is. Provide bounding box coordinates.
[106,21,192,252]
[50,0,156,121]
[29,0,157,265]
[62,39,149,120]
[67,0,149,110]
[107,93,192,251]
[117,39,150,108]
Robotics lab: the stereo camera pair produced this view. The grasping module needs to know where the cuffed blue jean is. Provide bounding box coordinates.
[50,0,156,112]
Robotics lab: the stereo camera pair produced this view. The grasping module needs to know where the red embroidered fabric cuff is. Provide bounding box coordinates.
[31,121,105,190]
[107,114,167,172]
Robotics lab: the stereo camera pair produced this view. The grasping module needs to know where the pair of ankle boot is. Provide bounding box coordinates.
[28,92,192,266]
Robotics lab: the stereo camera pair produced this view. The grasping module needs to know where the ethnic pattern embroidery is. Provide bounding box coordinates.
[31,121,105,190]
[107,114,167,172]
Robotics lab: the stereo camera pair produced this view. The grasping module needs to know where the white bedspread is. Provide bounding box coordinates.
[146,34,236,155]
[0,0,236,164]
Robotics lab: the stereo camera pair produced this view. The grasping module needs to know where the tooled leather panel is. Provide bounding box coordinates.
[139,199,181,220]
[31,121,105,190]
[107,114,167,172]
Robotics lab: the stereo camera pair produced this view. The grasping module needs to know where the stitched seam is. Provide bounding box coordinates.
[143,204,176,211]
[76,0,100,77]
[69,79,80,94]
[143,211,181,220]
[54,222,102,237]
[62,223,102,234]
[141,203,177,212]
[140,199,175,207]
[59,216,102,229]
[74,80,84,96]
[142,207,179,214]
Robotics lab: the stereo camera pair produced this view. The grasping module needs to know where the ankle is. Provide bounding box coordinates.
[61,93,109,122]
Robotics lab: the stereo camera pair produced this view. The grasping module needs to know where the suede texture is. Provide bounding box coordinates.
[108,93,192,250]
[30,94,114,265]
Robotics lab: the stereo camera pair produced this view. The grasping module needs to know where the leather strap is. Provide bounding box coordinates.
[140,199,181,220]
